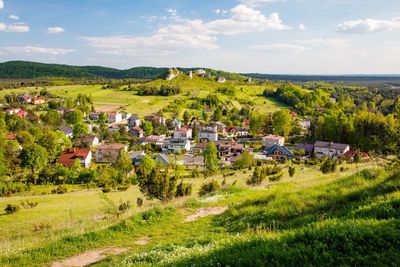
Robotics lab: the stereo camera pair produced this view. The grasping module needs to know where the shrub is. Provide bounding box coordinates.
[199,180,220,196]
[102,186,111,193]
[21,200,38,209]
[117,185,130,191]
[137,198,143,207]
[51,185,67,194]
[288,166,296,177]
[5,204,20,214]
[100,193,131,220]
[32,222,51,232]
[268,171,283,182]
[175,181,193,197]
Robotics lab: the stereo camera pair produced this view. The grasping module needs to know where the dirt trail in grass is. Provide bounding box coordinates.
[184,206,228,222]
[51,247,127,267]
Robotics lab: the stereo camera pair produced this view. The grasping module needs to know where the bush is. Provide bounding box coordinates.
[5,204,20,214]
[175,181,193,197]
[102,186,112,193]
[268,171,283,182]
[199,180,220,196]
[289,166,296,177]
[137,198,143,207]
[21,200,38,209]
[51,185,67,194]
[32,222,51,232]
[117,185,130,191]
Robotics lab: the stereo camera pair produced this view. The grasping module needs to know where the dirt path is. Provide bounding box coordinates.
[51,247,127,267]
[184,206,228,222]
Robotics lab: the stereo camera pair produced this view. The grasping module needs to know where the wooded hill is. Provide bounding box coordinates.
[0,61,246,80]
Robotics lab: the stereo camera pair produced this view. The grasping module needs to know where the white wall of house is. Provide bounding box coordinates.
[80,151,92,169]
[199,132,218,142]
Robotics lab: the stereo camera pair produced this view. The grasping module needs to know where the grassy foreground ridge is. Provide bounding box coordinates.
[1,166,399,266]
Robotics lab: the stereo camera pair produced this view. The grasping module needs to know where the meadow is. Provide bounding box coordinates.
[0,161,389,266]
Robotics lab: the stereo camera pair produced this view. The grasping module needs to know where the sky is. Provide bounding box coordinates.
[0,0,400,74]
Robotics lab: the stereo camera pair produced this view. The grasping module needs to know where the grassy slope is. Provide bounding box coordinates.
[1,161,397,266]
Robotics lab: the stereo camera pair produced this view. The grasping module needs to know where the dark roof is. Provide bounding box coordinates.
[59,126,73,135]
[266,144,295,157]
[294,144,314,153]
[314,141,349,150]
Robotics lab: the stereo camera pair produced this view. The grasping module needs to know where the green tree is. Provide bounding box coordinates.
[272,109,293,137]
[41,110,63,127]
[183,111,191,126]
[73,123,88,138]
[288,166,296,177]
[66,110,84,125]
[203,142,219,176]
[142,121,153,136]
[20,144,48,183]
[114,149,133,176]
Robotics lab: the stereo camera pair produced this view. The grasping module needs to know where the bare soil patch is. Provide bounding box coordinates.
[51,247,127,267]
[135,236,151,245]
[184,206,228,222]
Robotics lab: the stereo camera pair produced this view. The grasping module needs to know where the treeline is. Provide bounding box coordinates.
[137,85,182,96]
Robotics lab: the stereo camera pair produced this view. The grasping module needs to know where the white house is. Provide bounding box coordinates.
[164,139,191,154]
[217,77,226,83]
[108,112,122,123]
[173,126,192,140]
[107,124,122,133]
[128,115,141,127]
[199,130,218,142]
[262,135,285,148]
[314,141,350,159]
[58,148,92,169]
[96,143,128,163]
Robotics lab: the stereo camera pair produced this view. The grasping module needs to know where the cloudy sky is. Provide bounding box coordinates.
[0,0,400,74]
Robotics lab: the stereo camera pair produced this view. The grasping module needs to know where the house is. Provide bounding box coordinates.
[79,135,99,147]
[294,144,314,155]
[183,154,204,170]
[223,126,238,138]
[6,108,21,115]
[314,141,350,159]
[203,123,218,133]
[89,112,100,121]
[122,113,131,120]
[237,128,249,137]
[144,114,166,125]
[32,97,46,105]
[164,139,191,154]
[171,118,182,130]
[265,144,294,160]
[215,140,244,161]
[128,115,141,127]
[299,119,311,133]
[19,95,33,104]
[141,135,166,147]
[15,110,28,119]
[195,69,206,77]
[217,77,226,83]
[5,133,17,140]
[58,126,73,138]
[199,129,218,142]
[107,124,121,133]
[242,119,251,128]
[191,142,207,154]
[262,135,285,148]
[96,143,128,163]
[129,126,144,138]
[153,154,170,166]
[129,150,146,166]
[344,150,369,160]
[173,126,192,140]
[214,121,226,132]
[108,112,122,123]
[58,148,92,169]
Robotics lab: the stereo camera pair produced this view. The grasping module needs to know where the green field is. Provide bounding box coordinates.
[0,75,287,117]
[0,161,387,266]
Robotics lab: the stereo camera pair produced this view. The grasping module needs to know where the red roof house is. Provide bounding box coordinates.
[58,148,92,168]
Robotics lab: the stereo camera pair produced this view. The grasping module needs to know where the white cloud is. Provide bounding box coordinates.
[83,4,288,56]
[47,26,65,34]
[9,15,19,20]
[0,46,74,55]
[299,24,306,31]
[213,9,228,15]
[239,0,286,7]
[251,43,308,53]
[336,17,400,33]
[252,38,349,53]
[0,22,29,32]
[0,0,4,10]
[166,8,177,16]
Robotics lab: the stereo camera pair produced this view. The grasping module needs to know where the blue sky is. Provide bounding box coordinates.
[1,0,400,74]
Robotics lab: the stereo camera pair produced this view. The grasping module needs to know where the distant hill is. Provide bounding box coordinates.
[0,61,247,80]
[244,73,400,82]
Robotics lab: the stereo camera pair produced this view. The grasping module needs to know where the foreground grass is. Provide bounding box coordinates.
[0,162,397,266]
